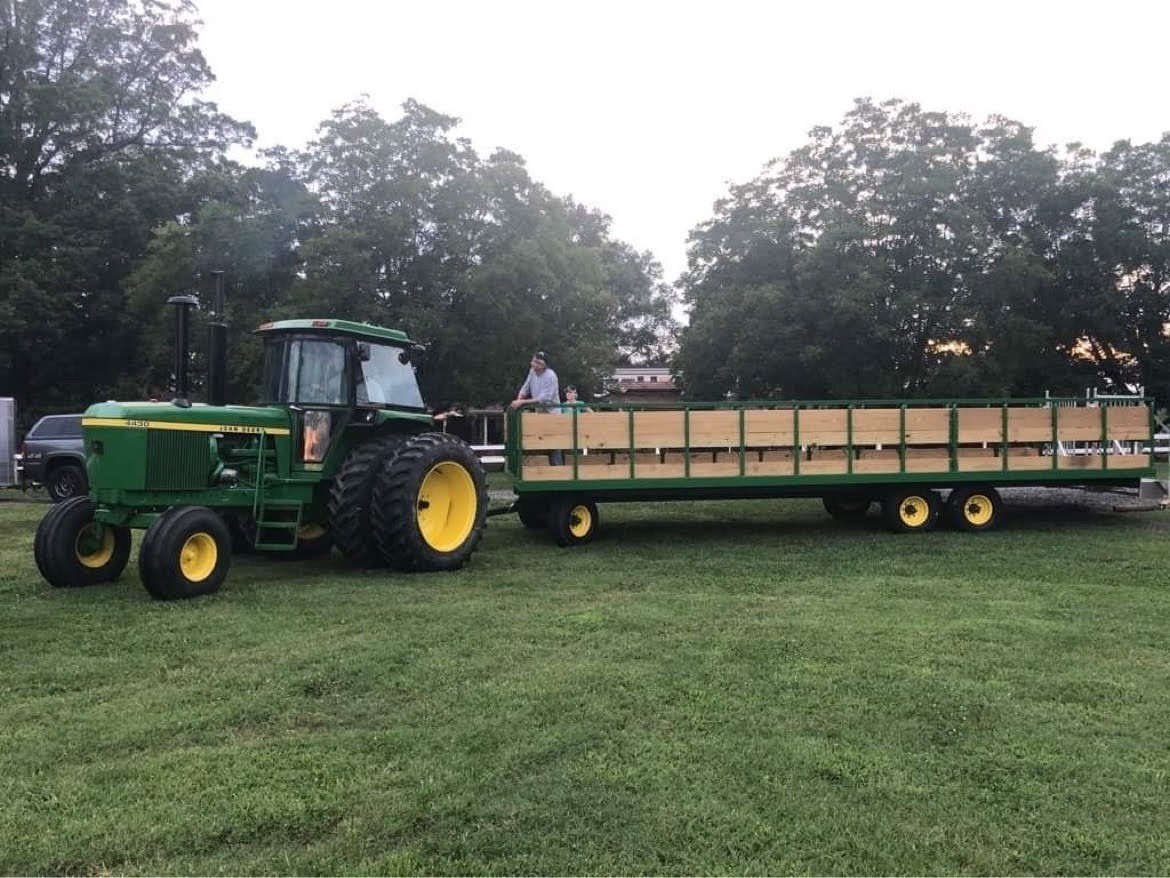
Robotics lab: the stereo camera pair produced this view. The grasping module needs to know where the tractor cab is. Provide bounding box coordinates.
[256,319,425,410]
[256,319,428,466]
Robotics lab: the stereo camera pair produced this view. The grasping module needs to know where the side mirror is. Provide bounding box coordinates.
[398,344,427,365]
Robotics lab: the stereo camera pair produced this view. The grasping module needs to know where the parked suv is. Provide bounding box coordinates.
[20,414,87,502]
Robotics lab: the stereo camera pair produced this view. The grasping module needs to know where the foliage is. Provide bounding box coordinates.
[2,495,1170,873]
[0,0,253,423]
[677,99,1170,402]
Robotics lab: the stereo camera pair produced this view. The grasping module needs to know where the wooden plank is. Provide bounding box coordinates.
[854,458,903,474]
[522,467,575,481]
[903,408,951,444]
[1058,455,1104,470]
[631,410,687,447]
[905,458,951,473]
[802,458,849,475]
[799,410,848,446]
[851,408,902,445]
[957,408,1004,444]
[1056,407,1103,442]
[1106,405,1151,441]
[957,457,1006,472]
[1008,408,1053,442]
[745,459,796,476]
[743,409,795,446]
[519,412,574,450]
[1109,454,1151,468]
[571,411,631,450]
[687,410,742,448]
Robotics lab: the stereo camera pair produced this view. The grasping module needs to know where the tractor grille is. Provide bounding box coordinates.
[146,430,210,490]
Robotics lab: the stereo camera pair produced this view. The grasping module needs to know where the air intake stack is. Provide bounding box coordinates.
[167,295,199,409]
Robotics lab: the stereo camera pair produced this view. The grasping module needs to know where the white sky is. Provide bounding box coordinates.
[195,0,1170,283]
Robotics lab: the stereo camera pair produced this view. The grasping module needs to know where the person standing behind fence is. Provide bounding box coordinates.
[510,351,562,464]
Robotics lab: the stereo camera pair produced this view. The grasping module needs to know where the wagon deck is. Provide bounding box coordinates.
[504,397,1156,542]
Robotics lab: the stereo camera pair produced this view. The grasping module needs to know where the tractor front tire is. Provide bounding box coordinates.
[138,506,231,600]
[371,433,488,571]
[34,496,131,587]
[329,436,407,567]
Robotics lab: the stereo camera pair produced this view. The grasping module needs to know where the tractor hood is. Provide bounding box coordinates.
[83,401,292,434]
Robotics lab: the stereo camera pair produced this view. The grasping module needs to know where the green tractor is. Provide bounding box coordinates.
[33,294,488,599]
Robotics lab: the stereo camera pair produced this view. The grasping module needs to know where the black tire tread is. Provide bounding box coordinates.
[46,462,87,503]
[35,496,131,587]
[138,506,232,600]
[371,433,488,571]
[328,435,408,567]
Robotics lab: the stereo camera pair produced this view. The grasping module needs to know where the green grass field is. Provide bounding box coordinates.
[2,490,1169,875]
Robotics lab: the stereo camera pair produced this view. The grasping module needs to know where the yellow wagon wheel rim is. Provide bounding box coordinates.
[898,495,930,528]
[568,505,593,539]
[417,462,477,552]
[75,524,115,569]
[963,494,994,526]
[180,533,218,581]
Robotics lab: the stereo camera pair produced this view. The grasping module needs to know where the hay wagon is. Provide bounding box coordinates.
[503,397,1156,543]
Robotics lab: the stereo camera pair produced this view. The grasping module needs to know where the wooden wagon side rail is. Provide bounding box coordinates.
[508,399,1154,484]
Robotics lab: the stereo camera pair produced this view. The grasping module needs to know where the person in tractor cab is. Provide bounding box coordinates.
[510,350,563,464]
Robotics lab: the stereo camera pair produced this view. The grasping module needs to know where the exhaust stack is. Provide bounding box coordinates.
[167,295,198,409]
[207,271,227,407]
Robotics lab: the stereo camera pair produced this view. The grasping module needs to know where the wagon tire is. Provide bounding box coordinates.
[35,496,131,587]
[881,487,940,533]
[516,497,550,530]
[549,498,599,546]
[947,485,1002,532]
[823,495,871,521]
[138,506,231,600]
[371,433,487,571]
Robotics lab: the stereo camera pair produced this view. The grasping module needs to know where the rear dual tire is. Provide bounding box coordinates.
[372,433,488,571]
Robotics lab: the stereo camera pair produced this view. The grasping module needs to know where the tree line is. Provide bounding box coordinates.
[0,0,675,426]
[3,1,1168,431]
[677,98,1170,407]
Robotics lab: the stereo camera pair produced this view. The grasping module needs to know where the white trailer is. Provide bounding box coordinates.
[0,398,17,487]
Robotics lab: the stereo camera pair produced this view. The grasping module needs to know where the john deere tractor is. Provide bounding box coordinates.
[33,294,487,599]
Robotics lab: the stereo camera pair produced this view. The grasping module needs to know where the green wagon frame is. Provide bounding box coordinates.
[504,397,1156,543]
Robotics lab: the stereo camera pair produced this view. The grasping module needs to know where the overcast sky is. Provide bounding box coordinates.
[195,0,1170,283]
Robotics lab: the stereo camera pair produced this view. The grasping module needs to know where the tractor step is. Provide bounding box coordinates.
[252,499,303,550]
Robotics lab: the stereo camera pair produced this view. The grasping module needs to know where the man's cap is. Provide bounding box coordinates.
[565,384,576,392]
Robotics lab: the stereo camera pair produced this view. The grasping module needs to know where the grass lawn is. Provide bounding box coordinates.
[2,490,1169,875]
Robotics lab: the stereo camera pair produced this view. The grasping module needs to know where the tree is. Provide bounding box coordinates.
[677,98,1167,402]
[0,0,252,419]
[284,100,676,406]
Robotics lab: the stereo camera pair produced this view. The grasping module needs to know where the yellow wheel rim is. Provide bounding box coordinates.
[963,494,994,526]
[417,461,477,552]
[298,523,328,540]
[899,496,930,527]
[75,524,115,569]
[568,505,593,539]
[563,505,589,540]
[180,533,218,582]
